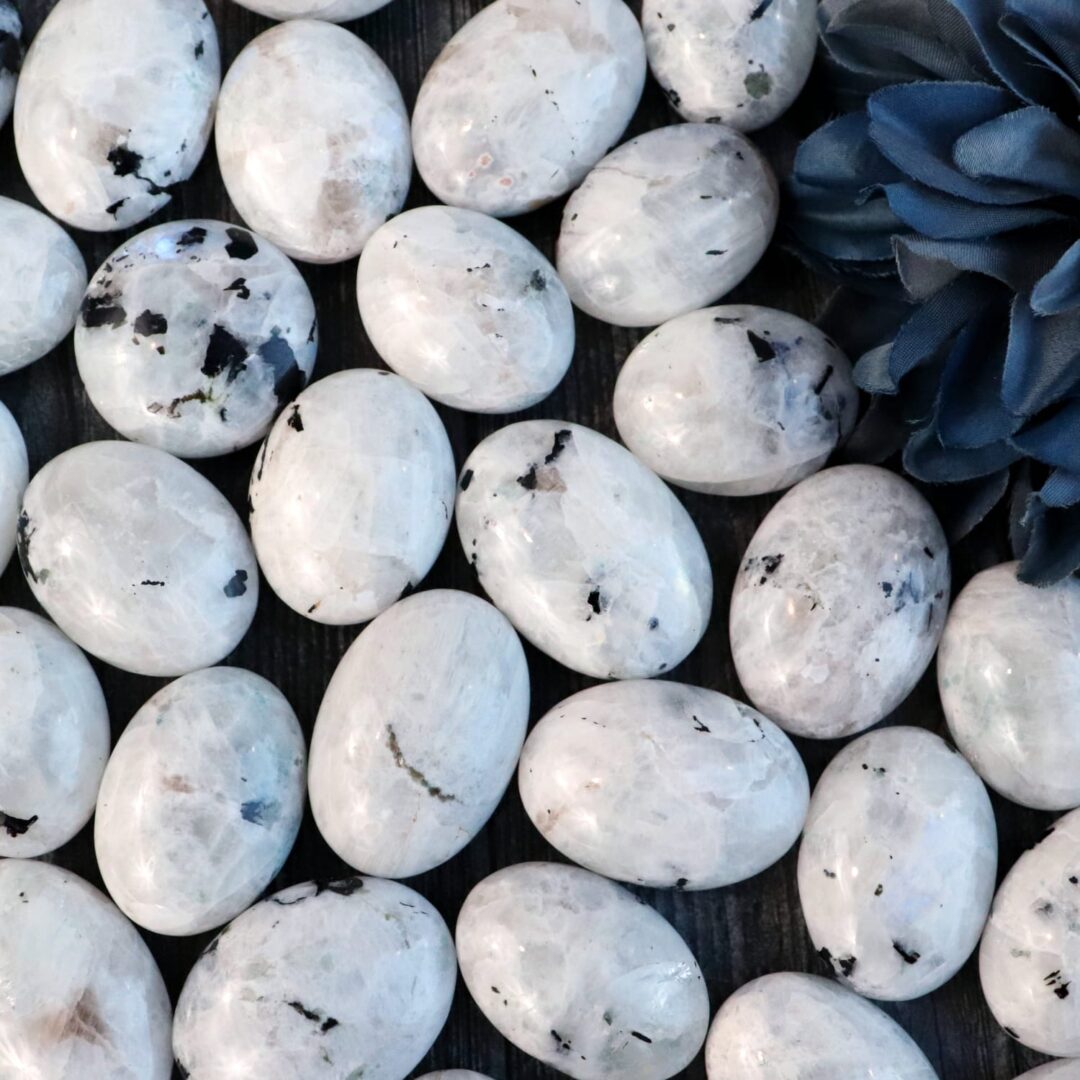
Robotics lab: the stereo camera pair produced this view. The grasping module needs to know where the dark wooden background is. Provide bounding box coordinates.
[0,1,1053,1076]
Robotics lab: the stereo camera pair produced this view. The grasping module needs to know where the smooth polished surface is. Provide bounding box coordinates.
[0,400,26,573]
[231,0,394,19]
[0,2,18,128]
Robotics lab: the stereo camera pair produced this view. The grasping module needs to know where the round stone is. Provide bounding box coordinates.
[519,680,808,890]
[613,305,857,495]
[0,400,27,574]
[0,859,173,1079]
[174,875,457,1079]
[412,0,646,217]
[357,206,574,413]
[14,0,220,232]
[457,420,712,679]
[75,220,317,458]
[798,726,996,1001]
[556,124,778,328]
[939,561,1080,811]
[457,862,710,1080]
[0,2,21,129]
[0,608,109,858]
[704,972,939,1079]
[729,464,950,739]
[231,0,394,19]
[642,0,818,131]
[216,20,410,264]
[95,667,306,936]
[19,440,258,677]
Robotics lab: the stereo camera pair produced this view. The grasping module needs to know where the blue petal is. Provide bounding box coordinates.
[1011,400,1080,471]
[793,111,904,191]
[1031,239,1080,315]
[1016,499,1080,583]
[884,181,1065,239]
[786,178,905,262]
[1003,297,1080,414]
[1039,467,1080,508]
[1001,0,1080,107]
[903,423,1023,481]
[930,467,1012,540]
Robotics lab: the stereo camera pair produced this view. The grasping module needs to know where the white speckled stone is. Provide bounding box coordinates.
[216,20,410,264]
[310,589,529,878]
[557,124,778,328]
[174,875,456,1080]
[412,0,646,218]
[231,0,394,20]
[14,0,220,232]
[730,464,950,739]
[1016,1064,1080,1079]
[95,667,305,936]
[798,726,996,1001]
[0,859,173,1079]
[614,305,856,496]
[19,440,258,677]
[0,2,21,129]
[457,420,712,679]
[250,370,455,624]
[75,220,317,459]
[704,972,939,1079]
[357,206,574,413]
[519,680,807,890]
[457,862,709,1080]
[0,608,109,857]
[643,0,818,131]
[0,401,27,574]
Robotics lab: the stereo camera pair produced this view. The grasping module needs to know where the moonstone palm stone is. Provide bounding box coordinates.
[231,0,394,19]
[0,2,21,129]
[457,420,712,679]
[614,305,856,495]
[412,0,646,217]
[730,465,950,738]
[75,220,317,458]
[14,0,220,231]
[519,680,808,890]
[457,862,710,1080]
[19,441,258,676]
[357,206,574,413]
[557,124,778,327]
[216,20,410,264]
[0,859,173,1079]
[250,370,455,624]
[173,875,457,1079]
[0,401,27,573]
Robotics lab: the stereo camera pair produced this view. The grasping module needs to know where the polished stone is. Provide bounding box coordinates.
[0,401,26,574]
[231,0,395,19]
[0,2,20,129]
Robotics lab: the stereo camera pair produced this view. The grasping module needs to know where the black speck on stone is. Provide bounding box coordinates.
[692,715,710,733]
[881,581,894,597]
[107,144,143,177]
[320,1017,339,1033]
[666,87,681,107]
[287,1000,321,1023]
[287,404,304,432]
[874,883,883,896]
[225,227,258,260]
[545,428,572,464]
[240,799,272,825]
[551,1030,572,1053]
[259,329,304,402]
[823,868,837,878]
[223,569,249,598]
[714,316,741,324]
[675,878,688,889]
[893,941,921,964]
[587,587,603,615]
[761,553,783,575]
[105,198,126,217]
[133,310,168,336]
[812,364,835,395]
[837,955,857,977]
[202,324,249,382]
[194,39,205,58]
[0,812,38,837]
[923,546,935,559]
[630,1031,652,1044]
[648,616,659,630]
[224,277,251,300]
[81,293,127,330]
[1056,984,1071,999]
[176,225,207,249]
[518,464,539,490]
[528,268,547,291]
[747,329,776,361]
[460,469,474,491]
[749,0,774,18]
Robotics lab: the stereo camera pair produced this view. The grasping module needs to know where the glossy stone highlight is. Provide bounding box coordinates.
[0,401,27,574]
[231,0,394,19]
[0,2,21,130]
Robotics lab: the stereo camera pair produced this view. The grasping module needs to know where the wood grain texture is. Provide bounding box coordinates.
[0,1,1052,1077]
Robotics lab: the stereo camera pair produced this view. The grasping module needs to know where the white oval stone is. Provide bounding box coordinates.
[231,0,394,20]
[0,608,109,857]
[357,206,575,413]
[14,0,220,232]
[19,440,258,676]
[75,220,317,459]
[174,875,456,1079]
[519,680,808,889]
[412,0,646,218]
[457,420,712,679]
[457,862,710,1080]
[798,726,996,1001]
[939,562,1080,811]
[0,400,27,574]
[0,859,173,1079]
[642,0,818,131]
[216,20,410,264]
[729,464,950,738]
[95,667,306,936]
[310,589,529,878]
[557,124,778,328]
[614,305,856,496]
[704,971,939,1079]
[0,3,21,130]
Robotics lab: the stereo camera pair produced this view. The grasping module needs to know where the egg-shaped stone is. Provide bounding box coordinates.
[412,0,646,218]
[231,0,394,19]
[729,464,949,738]
[216,20,410,264]
[0,608,109,857]
[75,220,317,459]
[0,401,27,573]
[798,726,996,1001]
[95,667,305,936]
[357,206,574,413]
[457,420,712,679]
[614,306,857,496]
[18,440,258,677]
[457,862,710,1080]
[0,859,173,1079]
[642,0,818,132]
[0,2,21,129]
[174,875,456,1079]
[250,370,455,624]
[0,196,87,377]
[557,124,778,328]
[704,972,939,1079]
[519,680,808,889]
[14,0,220,232]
